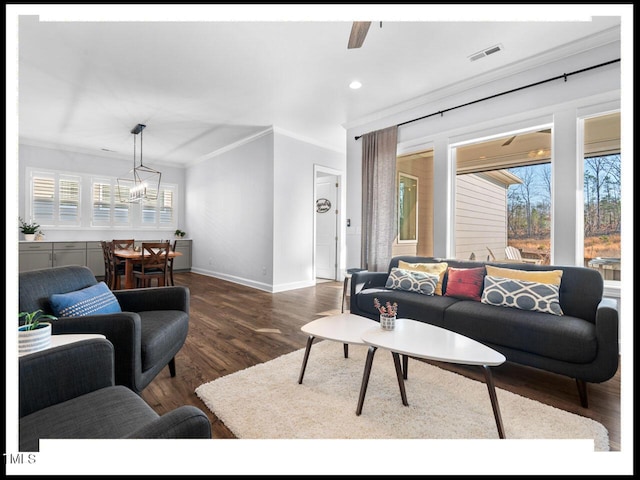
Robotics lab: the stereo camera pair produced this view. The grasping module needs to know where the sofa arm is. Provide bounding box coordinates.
[19,338,114,418]
[592,297,620,381]
[114,286,189,314]
[51,313,142,391]
[126,406,212,439]
[350,271,388,297]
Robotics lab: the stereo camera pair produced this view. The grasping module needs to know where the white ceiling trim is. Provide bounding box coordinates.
[186,127,275,168]
[272,127,345,155]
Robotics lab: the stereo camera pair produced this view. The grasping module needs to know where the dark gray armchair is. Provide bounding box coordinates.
[19,338,211,451]
[19,265,189,394]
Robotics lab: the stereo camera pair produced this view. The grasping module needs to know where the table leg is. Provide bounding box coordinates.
[481,365,505,439]
[402,354,408,380]
[297,336,315,384]
[343,343,349,358]
[341,275,349,313]
[124,259,134,289]
[392,352,409,406]
[356,346,377,415]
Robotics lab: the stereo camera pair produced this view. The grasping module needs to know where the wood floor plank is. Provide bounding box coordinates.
[141,272,621,450]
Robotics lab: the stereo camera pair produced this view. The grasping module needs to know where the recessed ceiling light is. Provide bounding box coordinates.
[349,80,362,90]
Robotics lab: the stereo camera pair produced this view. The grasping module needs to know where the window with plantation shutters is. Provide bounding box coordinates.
[141,186,175,226]
[29,170,80,226]
[159,188,174,225]
[92,181,111,224]
[91,178,130,226]
[26,167,177,230]
[32,175,55,222]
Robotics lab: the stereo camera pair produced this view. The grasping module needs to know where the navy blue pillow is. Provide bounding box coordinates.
[50,282,122,317]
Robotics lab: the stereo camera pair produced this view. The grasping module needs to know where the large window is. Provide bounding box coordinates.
[582,112,621,282]
[27,167,177,230]
[454,128,552,262]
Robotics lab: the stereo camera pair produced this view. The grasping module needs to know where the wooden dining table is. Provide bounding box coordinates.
[113,248,182,289]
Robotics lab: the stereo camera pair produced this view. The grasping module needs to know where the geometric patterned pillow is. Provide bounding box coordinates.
[480,275,563,316]
[397,261,448,295]
[50,282,122,317]
[385,267,439,296]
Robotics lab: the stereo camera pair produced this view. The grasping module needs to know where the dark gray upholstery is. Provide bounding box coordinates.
[19,265,190,394]
[350,256,619,402]
[19,339,211,451]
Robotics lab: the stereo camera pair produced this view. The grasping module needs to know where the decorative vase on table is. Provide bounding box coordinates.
[18,322,52,355]
[380,313,396,330]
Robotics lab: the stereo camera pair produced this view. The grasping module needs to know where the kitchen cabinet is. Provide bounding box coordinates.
[19,242,53,272]
[18,239,192,275]
[53,242,87,268]
[172,239,192,271]
[86,241,105,278]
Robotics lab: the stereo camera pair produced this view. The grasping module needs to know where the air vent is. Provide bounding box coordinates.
[468,44,503,62]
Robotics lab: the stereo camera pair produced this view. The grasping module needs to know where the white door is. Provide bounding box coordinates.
[315,175,338,280]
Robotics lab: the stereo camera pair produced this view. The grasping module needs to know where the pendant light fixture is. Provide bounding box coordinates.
[117,123,161,203]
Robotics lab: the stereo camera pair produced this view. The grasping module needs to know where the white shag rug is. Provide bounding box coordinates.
[195,340,609,450]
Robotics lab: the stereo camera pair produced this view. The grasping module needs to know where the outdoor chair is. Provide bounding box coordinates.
[504,245,544,264]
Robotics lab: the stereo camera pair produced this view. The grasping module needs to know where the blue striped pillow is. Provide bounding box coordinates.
[50,282,122,317]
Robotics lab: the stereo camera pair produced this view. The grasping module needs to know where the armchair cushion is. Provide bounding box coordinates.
[19,339,211,451]
[50,282,121,317]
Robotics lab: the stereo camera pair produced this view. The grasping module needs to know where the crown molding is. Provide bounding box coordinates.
[344,25,621,133]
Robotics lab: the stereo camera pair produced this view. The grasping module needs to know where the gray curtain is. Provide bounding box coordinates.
[361,125,398,272]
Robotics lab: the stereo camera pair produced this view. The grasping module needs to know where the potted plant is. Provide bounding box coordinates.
[19,217,40,241]
[18,309,57,355]
[174,229,186,238]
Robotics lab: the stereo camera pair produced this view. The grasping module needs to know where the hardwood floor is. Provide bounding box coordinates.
[141,272,621,451]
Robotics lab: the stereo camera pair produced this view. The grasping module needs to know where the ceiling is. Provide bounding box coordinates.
[13,6,622,167]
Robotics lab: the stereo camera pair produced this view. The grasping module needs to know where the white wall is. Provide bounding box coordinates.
[187,132,275,291]
[187,128,345,292]
[345,40,621,269]
[17,143,186,241]
[273,131,345,291]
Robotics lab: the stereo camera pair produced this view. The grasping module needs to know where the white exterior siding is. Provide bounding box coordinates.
[455,173,507,261]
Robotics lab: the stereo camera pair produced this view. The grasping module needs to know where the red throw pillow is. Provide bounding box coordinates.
[444,267,485,301]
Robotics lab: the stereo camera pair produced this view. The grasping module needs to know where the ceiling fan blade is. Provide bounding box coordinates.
[502,135,516,147]
[348,21,371,49]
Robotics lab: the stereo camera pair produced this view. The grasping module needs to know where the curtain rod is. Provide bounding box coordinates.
[354,58,620,141]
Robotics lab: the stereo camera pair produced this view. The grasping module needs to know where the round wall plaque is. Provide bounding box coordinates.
[316,198,331,213]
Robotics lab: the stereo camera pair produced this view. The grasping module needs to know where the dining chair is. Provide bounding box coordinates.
[102,241,126,290]
[133,242,171,288]
[100,241,112,288]
[113,239,135,251]
[166,239,178,286]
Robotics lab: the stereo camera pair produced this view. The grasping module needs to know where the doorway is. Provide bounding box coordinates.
[314,167,341,281]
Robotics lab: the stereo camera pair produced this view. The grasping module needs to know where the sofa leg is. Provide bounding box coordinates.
[576,378,588,408]
[169,357,176,377]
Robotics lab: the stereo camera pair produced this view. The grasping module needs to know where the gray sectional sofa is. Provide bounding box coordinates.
[349,255,619,407]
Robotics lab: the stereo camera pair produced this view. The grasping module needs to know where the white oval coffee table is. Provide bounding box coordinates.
[298,313,378,384]
[357,318,507,439]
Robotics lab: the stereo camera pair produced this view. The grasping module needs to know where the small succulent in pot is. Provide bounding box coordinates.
[19,309,57,331]
[174,229,186,238]
[19,217,40,234]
